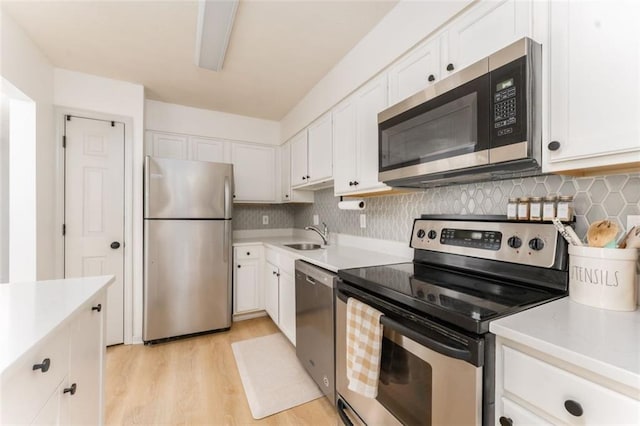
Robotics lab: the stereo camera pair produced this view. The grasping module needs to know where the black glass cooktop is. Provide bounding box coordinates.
[338,262,565,334]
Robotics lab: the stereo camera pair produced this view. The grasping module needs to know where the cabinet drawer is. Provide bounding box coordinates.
[235,245,262,261]
[1,324,71,424]
[502,346,640,424]
[501,397,553,425]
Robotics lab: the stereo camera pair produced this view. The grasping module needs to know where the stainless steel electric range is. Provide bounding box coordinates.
[335,215,569,426]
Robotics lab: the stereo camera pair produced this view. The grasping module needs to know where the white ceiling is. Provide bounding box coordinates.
[2,0,398,121]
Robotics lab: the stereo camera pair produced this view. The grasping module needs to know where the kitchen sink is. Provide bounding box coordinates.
[284,243,323,251]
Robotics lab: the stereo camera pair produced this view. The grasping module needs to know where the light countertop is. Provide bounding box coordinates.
[234,236,411,272]
[0,275,114,376]
[490,298,640,390]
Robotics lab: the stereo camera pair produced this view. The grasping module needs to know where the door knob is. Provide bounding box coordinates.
[110,241,121,249]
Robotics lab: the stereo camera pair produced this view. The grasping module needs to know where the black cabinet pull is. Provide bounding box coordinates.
[354,181,359,186]
[33,358,51,373]
[499,416,513,426]
[306,175,310,179]
[302,176,306,180]
[349,181,354,186]
[446,63,455,72]
[285,194,289,198]
[564,400,583,417]
[428,74,435,82]
[246,252,250,256]
[233,194,236,198]
[110,241,121,249]
[63,383,77,396]
[548,141,561,151]
[91,304,102,312]
[272,271,277,275]
[237,264,241,268]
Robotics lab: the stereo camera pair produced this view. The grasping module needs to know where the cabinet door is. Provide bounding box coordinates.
[546,0,640,170]
[388,36,441,105]
[146,132,189,159]
[332,98,357,195]
[443,0,531,77]
[278,271,296,346]
[307,112,333,184]
[355,75,389,193]
[234,259,262,313]
[68,293,105,425]
[189,137,229,163]
[264,262,279,324]
[290,131,308,187]
[231,143,276,202]
[31,381,63,425]
[500,397,553,426]
[280,142,292,202]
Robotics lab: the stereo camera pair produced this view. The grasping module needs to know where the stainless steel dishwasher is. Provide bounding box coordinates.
[295,259,337,406]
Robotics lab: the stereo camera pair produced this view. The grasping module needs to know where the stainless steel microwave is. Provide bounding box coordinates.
[378,38,542,188]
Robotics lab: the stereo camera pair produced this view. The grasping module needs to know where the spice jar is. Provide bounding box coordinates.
[517,197,530,221]
[556,195,574,221]
[507,197,519,220]
[529,197,543,221]
[542,195,557,221]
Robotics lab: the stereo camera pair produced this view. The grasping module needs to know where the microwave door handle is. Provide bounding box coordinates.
[380,315,473,363]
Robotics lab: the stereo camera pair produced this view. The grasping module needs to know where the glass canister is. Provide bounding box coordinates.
[542,195,557,221]
[517,197,530,221]
[529,197,543,221]
[507,197,519,220]
[556,195,574,221]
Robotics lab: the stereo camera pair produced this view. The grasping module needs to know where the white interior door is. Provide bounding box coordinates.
[64,115,124,346]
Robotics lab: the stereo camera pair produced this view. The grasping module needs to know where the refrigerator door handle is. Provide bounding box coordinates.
[223,220,230,263]
[224,175,232,219]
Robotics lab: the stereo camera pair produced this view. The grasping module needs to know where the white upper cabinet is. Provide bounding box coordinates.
[290,131,308,187]
[189,136,229,163]
[388,36,441,105]
[231,143,277,203]
[544,0,640,173]
[442,0,532,77]
[306,112,333,185]
[146,132,189,160]
[333,74,389,196]
[280,142,314,203]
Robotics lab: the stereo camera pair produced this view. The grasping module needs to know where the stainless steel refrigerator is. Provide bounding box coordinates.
[143,156,233,342]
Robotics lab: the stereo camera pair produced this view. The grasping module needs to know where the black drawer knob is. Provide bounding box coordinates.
[110,241,120,249]
[349,181,354,186]
[353,181,359,186]
[306,175,310,179]
[246,252,250,256]
[428,74,435,82]
[548,141,561,151]
[91,304,102,312]
[237,264,241,268]
[499,416,513,426]
[302,176,306,180]
[446,63,455,72]
[63,383,77,396]
[564,400,583,417]
[33,358,51,373]
[285,194,289,198]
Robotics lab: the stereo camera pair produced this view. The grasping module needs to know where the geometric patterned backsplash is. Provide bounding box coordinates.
[291,172,640,243]
[233,203,296,230]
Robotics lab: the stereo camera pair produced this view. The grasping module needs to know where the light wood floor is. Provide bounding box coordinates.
[105,317,338,425]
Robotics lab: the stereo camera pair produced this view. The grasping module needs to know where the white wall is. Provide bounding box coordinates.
[1,9,57,280]
[280,0,473,141]
[54,68,145,344]
[145,99,281,145]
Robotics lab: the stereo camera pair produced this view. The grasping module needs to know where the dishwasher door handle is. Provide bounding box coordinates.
[305,275,316,285]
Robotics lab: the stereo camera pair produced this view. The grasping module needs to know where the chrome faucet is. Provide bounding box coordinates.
[305,222,329,245]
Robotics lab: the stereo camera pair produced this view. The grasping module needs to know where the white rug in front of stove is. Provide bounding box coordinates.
[231,332,324,419]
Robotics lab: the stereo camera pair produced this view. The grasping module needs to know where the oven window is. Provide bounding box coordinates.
[377,336,432,426]
[380,92,478,170]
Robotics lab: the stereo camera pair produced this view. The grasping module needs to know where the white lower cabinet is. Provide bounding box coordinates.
[233,245,264,316]
[496,338,640,425]
[264,248,298,346]
[1,290,106,425]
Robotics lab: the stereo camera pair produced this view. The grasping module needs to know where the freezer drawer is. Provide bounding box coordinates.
[143,219,232,341]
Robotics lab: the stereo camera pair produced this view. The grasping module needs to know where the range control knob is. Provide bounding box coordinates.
[416,229,426,238]
[507,236,522,249]
[529,237,545,251]
[427,230,437,240]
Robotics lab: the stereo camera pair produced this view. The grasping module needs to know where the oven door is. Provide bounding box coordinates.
[378,60,491,184]
[336,288,483,426]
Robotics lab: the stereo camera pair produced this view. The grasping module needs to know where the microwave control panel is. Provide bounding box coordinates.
[490,55,528,144]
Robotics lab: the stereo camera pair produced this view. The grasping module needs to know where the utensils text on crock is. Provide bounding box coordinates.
[551,218,583,246]
[586,220,620,248]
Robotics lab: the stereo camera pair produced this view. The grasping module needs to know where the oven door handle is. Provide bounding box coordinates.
[381,313,473,363]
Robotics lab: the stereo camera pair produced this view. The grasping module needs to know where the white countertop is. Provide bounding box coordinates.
[490,298,640,390]
[0,275,114,376]
[234,236,411,272]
